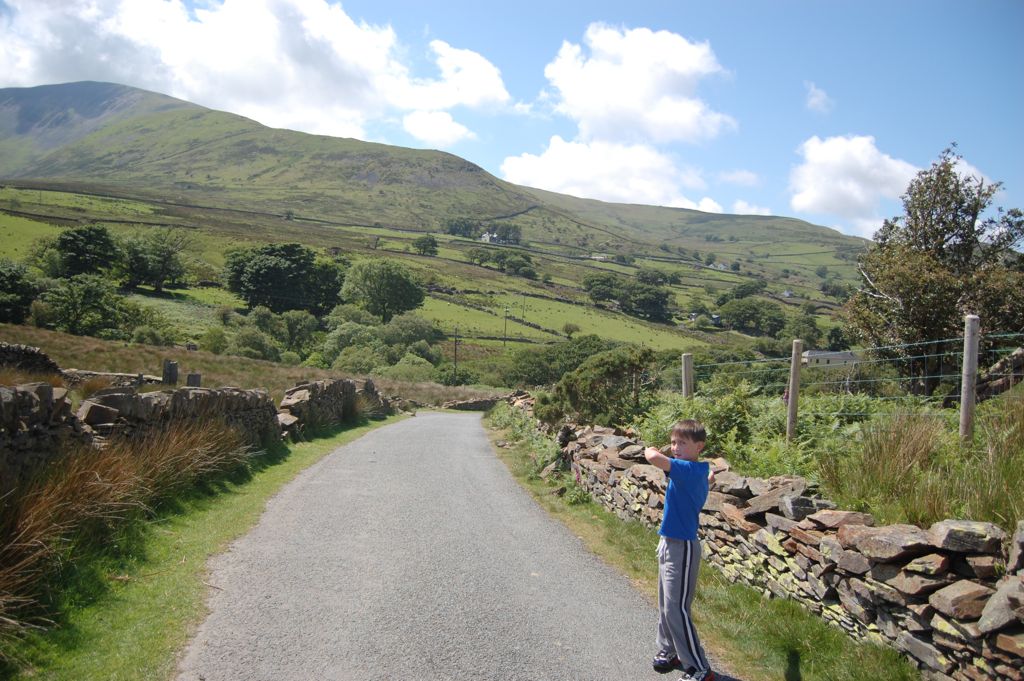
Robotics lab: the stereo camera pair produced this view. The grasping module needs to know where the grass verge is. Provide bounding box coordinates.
[484,405,920,681]
[1,415,402,681]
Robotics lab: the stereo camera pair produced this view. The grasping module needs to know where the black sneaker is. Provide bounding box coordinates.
[652,652,682,673]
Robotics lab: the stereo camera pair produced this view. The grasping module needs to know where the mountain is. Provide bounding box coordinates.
[0,81,865,265]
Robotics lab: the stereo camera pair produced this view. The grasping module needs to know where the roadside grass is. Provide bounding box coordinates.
[485,405,920,681]
[1,416,402,680]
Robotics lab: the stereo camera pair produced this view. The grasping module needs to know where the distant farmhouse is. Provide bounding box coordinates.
[802,350,859,367]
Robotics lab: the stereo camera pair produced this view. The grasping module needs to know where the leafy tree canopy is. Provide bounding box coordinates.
[0,259,36,324]
[341,259,424,323]
[56,225,120,277]
[224,243,344,314]
[845,146,1024,358]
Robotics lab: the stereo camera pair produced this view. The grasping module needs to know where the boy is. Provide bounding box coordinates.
[644,419,716,681]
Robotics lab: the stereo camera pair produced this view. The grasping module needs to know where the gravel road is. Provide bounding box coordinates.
[177,412,737,681]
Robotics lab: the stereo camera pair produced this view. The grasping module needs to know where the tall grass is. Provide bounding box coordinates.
[0,421,249,656]
[819,390,1023,530]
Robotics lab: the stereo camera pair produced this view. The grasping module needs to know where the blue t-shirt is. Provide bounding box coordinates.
[659,458,709,540]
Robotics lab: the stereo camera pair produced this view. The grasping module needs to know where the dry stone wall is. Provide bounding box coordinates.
[0,382,92,494]
[77,386,280,447]
[0,343,62,375]
[277,378,388,438]
[508,394,1024,681]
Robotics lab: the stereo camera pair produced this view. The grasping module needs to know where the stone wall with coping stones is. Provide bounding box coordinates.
[277,377,391,439]
[78,386,280,447]
[0,343,62,376]
[0,382,92,494]
[508,395,1024,681]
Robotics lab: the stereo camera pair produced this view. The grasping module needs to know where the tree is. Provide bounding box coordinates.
[0,259,36,323]
[845,146,1024,393]
[620,283,672,323]
[636,268,667,285]
[341,259,425,322]
[55,225,120,276]
[41,274,124,336]
[554,346,656,426]
[562,322,581,338]
[412,235,438,256]
[224,243,342,314]
[582,272,624,303]
[140,228,191,292]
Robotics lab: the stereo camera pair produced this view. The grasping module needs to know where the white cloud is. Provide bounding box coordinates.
[732,200,771,215]
[402,110,475,147]
[804,81,834,113]
[542,23,735,144]
[0,0,509,139]
[501,135,718,210]
[790,135,918,236]
[718,169,759,186]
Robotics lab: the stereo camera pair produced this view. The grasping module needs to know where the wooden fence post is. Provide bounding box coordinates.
[959,315,980,441]
[787,339,803,441]
[681,353,694,398]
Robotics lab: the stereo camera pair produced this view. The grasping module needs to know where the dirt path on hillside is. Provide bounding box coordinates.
[176,412,740,681]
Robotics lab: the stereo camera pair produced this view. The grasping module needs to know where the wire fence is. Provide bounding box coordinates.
[684,321,1024,433]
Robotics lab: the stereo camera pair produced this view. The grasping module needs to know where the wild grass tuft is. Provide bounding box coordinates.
[0,369,64,388]
[0,420,249,656]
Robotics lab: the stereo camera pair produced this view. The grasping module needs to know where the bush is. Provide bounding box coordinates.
[321,322,381,365]
[280,351,302,366]
[435,365,478,386]
[40,274,125,337]
[131,325,171,346]
[198,326,228,354]
[554,345,655,426]
[375,354,436,382]
[331,345,387,374]
[227,328,282,362]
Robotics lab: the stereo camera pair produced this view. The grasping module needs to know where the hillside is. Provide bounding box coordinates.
[0,82,866,268]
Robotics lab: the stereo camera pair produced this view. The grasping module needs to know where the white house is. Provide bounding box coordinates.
[802,350,859,367]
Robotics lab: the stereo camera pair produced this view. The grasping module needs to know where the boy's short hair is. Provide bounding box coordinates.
[671,419,706,443]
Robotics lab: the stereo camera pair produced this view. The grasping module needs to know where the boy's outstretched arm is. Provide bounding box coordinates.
[644,446,672,472]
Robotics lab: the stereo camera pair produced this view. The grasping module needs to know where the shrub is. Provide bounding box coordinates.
[227,328,282,362]
[131,325,171,346]
[280,351,301,366]
[321,322,380,366]
[375,354,436,382]
[331,345,387,374]
[435,365,478,386]
[198,326,228,354]
[555,345,655,426]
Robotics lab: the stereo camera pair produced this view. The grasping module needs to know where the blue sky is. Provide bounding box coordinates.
[1,0,1021,239]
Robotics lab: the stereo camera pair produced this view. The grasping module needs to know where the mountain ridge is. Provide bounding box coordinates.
[0,81,865,262]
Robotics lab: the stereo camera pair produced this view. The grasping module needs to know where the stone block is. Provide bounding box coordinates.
[837,549,872,575]
[780,494,836,521]
[928,519,1007,555]
[807,509,875,529]
[995,628,1024,658]
[76,400,120,426]
[979,576,1024,634]
[929,580,996,620]
[704,490,744,513]
[906,553,951,576]
[764,512,799,534]
[952,554,1005,580]
[898,631,954,673]
[838,523,876,549]
[1007,521,1024,575]
[853,524,933,562]
[720,503,759,534]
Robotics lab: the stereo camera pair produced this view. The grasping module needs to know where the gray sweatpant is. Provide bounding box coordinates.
[656,536,710,673]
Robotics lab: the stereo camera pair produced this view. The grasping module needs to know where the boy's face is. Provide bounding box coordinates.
[670,434,705,461]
